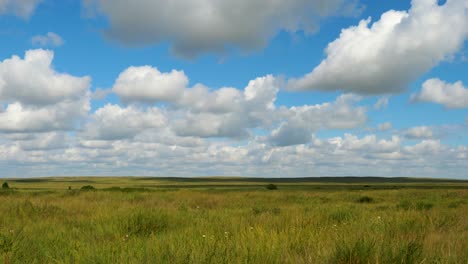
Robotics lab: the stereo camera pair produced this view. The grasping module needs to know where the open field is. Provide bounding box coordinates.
[1,177,467,263]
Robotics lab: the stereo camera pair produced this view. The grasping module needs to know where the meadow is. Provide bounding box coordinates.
[0,177,467,263]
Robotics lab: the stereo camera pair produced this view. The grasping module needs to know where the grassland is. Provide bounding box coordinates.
[0,177,467,263]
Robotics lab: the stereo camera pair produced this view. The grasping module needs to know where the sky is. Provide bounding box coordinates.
[0,0,467,178]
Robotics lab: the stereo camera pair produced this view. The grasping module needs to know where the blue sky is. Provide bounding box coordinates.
[0,0,467,178]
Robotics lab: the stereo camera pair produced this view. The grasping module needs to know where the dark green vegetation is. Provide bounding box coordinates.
[356,196,374,203]
[0,177,467,263]
[80,185,96,191]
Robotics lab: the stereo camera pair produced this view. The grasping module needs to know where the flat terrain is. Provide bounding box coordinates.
[1,177,467,263]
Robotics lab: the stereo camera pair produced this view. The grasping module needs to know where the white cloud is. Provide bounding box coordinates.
[0,99,90,133]
[0,49,91,133]
[328,134,401,153]
[85,0,362,58]
[244,75,279,112]
[288,0,468,94]
[172,112,250,138]
[269,94,367,146]
[0,49,91,105]
[0,0,41,19]
[111,69,280,138]
[178,85,244,114]
[172,75,280,138]
[412,78,468,108]
[404,126,433,139]
[403,139,443,155]
[113,66,188,103]
[110,66,368,142]
[82,104,166,140]
[0,47,466,178]
[78,139,112,149]
[114,65,255,113]
[32,32,64,47]
[1,129,467,178]
[135,130,204,149]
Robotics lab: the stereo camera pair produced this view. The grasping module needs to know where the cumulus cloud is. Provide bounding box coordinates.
[172,112,250,138]
[403,139,443,155]
[0,99,89,133]
[172,75,280,138]
[112,66,281,112]
[0,47,465,179]
[114,68,247,113]
[111,67,280,138]
[109,65,369,141]
[269,94,367,146]
[32,32,64,47]
[404,126,433,139]
[0,0,41,19]
[82,104,166,140]
[178,85,244,114]
[288,0,468,94]
[412,78,468,108]
[0,49,91,133]
[327,134,401,153]
[5,131,466,178]
[0,49,90,105]
[113,66,188,103]
[85,0,362,58]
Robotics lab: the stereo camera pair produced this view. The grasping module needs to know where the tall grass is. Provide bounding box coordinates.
[0,182,466,263]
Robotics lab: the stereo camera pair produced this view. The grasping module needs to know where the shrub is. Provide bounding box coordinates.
[356,196,374,203]
[266,184,278,190]
[2,182,9,189]
[80,185,96,191]
[252,206,267,215]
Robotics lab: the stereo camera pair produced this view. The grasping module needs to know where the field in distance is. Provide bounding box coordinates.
[1,176,467,263]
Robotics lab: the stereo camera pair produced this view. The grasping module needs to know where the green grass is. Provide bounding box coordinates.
[0,177,467,263]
